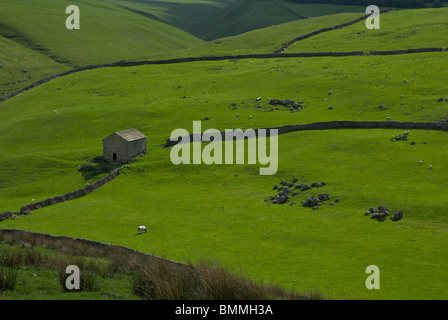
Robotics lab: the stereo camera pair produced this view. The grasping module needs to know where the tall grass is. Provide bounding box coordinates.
[0,249,19,292]
[130,258,322,300]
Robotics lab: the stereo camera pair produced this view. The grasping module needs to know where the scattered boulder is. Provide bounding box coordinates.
[303,196,320,208]
[391,131,409,142]
[271,193,289,204]
[269,98,304,110]
[300,184,311,191]
[391,210,403,221]
[318,193,331,202]
[311,182,325,188]
[371,212,380,219]
[378,205,389,215]
[269,179,333,206]
[366,205,403,221]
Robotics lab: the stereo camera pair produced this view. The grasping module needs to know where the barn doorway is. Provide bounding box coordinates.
[113,153,117,161]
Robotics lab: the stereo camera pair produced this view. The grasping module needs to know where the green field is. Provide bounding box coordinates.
[1,3,448,300]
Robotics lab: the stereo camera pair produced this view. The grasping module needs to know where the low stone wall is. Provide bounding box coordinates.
[164,121,448,147]
[0,228,185,267]
[0,169,120,220]
[0,211,12,222]
[370,47,445,55]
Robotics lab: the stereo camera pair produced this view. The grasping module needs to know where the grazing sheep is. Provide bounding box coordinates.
[137,225,147,234]
[419,161,423,165]
[387,117,392,121]
[429,165,433,170]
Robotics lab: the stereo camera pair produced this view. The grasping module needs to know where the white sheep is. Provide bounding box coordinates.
[387,117,392,121]
[419,161,423,165]
[429,165,433,170]
[137,225,147,234]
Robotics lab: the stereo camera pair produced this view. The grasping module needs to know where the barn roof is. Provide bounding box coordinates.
[107,128,146,142]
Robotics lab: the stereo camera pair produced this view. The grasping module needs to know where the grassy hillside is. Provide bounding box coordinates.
[278,1,370,18]
[110,0,235,32]
[0,36,70,97]
[1,48,448,299]
[1,232,314,300]
[125,12,366,60]
[2,5,448,300]
[0,0,204,67]
[284,7,448,53]
[187,0,304,40]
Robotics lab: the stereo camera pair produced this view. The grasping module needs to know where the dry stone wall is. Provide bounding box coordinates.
[0,169,120,220]
[164,121,448,147]
[0,228,185,267]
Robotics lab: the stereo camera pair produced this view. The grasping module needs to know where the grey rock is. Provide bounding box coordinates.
[303,196,319,208]
[391,210,403,221]
[318,193,331,201]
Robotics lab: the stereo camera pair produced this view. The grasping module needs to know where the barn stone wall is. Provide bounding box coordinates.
[103,134,129,163]
[128,139,147,160]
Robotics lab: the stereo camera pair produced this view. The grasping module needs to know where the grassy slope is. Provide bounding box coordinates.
[186,0,303,40]
[278,1,368,18]
[110,0,235,32]
[127,12,366,60]
[0,0,204,67]
[1,47,448,299]
[0,36,70,97]
[0,241,140,300]
[284,7,448,53]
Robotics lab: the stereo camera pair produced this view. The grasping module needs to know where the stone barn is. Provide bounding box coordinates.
[103,128,147,163]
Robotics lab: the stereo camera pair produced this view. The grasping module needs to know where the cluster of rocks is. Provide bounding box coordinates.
[268,178,339,208]
[302,194,338,210]
[364,206,403,221]
[390,131,409,142]
[268,99,304,110]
